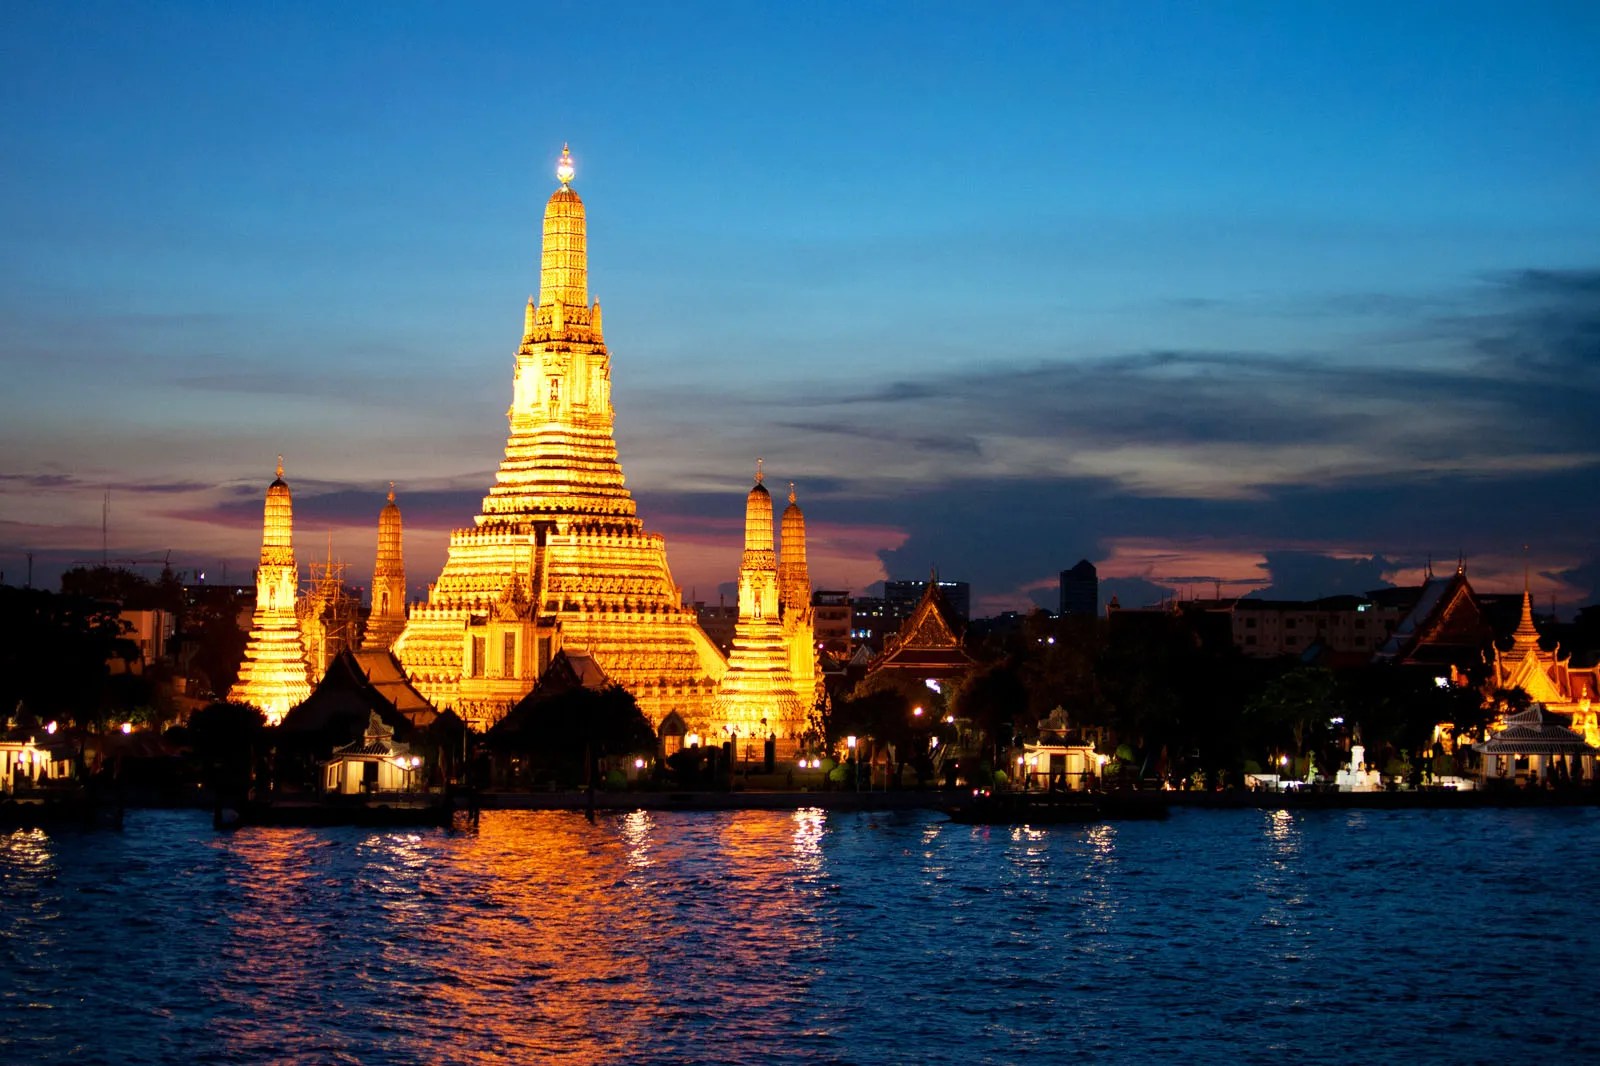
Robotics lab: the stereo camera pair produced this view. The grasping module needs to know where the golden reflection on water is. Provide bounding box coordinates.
[192,810,840,1063]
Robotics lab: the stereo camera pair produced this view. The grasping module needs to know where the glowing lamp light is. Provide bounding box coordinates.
[846,735,857,750]
[1279,755,1289,767]
[120,722,132,735]
[634,757,646,769]
[912,706,923,717]
[930,736,939,749]
[685,733,701,749]
[45,721,58,735]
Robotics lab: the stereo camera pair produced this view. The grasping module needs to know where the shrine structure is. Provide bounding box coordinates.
[393,147,725,731]
[228,458,313,724]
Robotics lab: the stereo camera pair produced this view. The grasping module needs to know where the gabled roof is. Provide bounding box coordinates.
[1475,703,1596,756]
[486,648,613,741]
[281,648,420,740]
[867,579,976,678]
[351,649,438,727]
[1375,569,1492,666]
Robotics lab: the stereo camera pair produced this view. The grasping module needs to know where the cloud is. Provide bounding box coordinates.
[1248,551,1402,601]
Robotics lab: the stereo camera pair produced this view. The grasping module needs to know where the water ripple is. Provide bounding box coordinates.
[3,808,1599,1062]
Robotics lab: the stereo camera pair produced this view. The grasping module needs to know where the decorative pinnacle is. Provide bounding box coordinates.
[789,481,796,505]
[276,455,284,479]
[388,481,395,503]
[556,143,575,186]
[755,457,764,484]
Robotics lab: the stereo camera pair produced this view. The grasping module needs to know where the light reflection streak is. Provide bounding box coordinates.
[1073,823,1122,947]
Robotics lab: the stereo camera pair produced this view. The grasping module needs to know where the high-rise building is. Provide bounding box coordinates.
[362,485,407,650]
[884,578,970,624]
[229,458,312,724]
[394,147,725,731]
[1059,559,1099,618]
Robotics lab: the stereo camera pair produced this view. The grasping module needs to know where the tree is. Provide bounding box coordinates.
[0,586,126,729]
[488,685,654,787]
[183,700,267,802]
[1244,666,1340,767]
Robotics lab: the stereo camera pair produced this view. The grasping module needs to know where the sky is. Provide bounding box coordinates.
[2,1,1598,617]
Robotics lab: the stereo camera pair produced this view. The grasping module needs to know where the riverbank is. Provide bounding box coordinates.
[469,785,1600,814]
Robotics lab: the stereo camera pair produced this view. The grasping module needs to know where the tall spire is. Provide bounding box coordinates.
[779,480,810,612]
[1513,554,1540,649]
[539,143,587,312]
[229,458,311,724]
[365,485,407,651]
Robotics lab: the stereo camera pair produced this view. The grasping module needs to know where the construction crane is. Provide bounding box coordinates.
[70,550,174,570]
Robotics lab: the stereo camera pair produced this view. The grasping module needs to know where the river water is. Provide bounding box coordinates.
[3,807,1595,1064]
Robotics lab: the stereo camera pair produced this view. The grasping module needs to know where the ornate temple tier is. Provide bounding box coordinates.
[362,485,407,651]
[394,147,725,731]
[229,458,312,725]
[711,466,808,743]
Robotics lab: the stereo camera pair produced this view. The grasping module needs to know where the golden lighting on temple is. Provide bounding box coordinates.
[228,456,312,724]
[710,463,815,752]
[394,146,727,731]
[362,483,407,651]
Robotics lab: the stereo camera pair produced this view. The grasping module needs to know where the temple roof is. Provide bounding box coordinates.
[350,649,437,726]
[1374,568,1493,668]
[1475,703,1596,756]
[485,648,614,743]
[281,648,423,740]
[867,577,976,679]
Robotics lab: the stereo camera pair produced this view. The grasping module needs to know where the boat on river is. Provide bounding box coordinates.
[946,788,1170,825]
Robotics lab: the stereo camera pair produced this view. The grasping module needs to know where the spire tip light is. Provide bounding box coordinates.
[556,143,575,186]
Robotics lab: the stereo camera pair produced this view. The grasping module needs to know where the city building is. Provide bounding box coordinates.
[117,608,176,665]
[812,589,853,655]
[1195,595,1404,660]
[228,458,312,725]
[884,578,970,624]
[693,600,738,656]
[1059,559,1098,618]
[392,147,725,731]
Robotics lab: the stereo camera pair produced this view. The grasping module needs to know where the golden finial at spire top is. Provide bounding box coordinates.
[276,455,284,479]
[788,481,796,505]
[755,457,764,484]
[388,481,395,503]
[556,143,575,186]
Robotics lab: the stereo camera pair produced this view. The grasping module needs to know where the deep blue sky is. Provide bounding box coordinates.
[3,1,1598,613]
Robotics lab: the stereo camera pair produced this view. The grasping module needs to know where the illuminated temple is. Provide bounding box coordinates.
[229,458,312,724]
[361,485,407,651]
[710,466,813,745]
[1491,580,1600,746]
[394,147,726,731]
